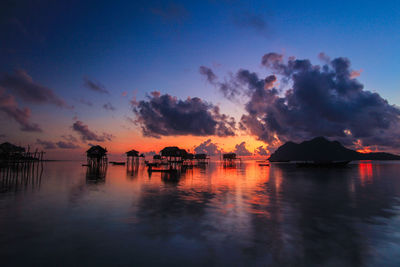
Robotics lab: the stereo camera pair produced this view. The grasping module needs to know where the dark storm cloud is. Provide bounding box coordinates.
[194,139,222,155]
[219,52,400,149]
[0,69,70,108]
[103,102,116,111]
[83,77,109,94]
[72,121,113,142]
[233,141,252,156]
[132,91,236,138]
[200,66,271,101]
[233,12,268,33]
[0,90,42,132]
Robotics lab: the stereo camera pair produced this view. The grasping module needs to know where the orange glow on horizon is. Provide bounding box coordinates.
[354,139,377,154]
[357,147,373,153]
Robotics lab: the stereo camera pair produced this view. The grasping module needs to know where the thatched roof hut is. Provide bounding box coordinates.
[160,146,187,158]
[126,149,139,157]
[0,142,25,155]
[87,145,107,159]
[223,153,237,159]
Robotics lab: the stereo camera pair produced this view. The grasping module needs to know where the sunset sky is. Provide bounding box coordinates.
[1,0,400,159]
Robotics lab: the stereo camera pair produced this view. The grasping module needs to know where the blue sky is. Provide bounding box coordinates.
[1,0,400,158]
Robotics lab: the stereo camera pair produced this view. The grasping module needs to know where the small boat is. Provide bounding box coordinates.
[296,160,351,168]
[110,161,125,165]
[81,164,89,167]
[258,163,270,166]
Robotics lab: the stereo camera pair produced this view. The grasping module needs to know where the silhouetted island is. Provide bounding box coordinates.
[269,137,400,162]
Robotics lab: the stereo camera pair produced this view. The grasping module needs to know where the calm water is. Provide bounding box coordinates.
[1,161,400,266]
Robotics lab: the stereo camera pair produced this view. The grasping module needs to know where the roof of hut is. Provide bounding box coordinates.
[86,145,107,156]
[126,149,139,157]
[0,142,25,154]
[223,153,237,159]
[153,155,162,160]
[160,146,187,157]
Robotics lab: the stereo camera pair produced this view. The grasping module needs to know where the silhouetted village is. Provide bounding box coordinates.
[79,143,252,182]
[2,136,400,187]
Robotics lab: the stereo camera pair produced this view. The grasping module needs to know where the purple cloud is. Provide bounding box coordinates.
[0,90,42,132]
[233,142,252,156]
[36,139,57,149]
[72,120,113,142]
[83,77,109,94]
[103,102,116,111]
[0,69,70,108]
[133,91,236,138]
[213,52,400,150]
[194,139,221,155]
[56,141,80,149]
[254,146,269,156]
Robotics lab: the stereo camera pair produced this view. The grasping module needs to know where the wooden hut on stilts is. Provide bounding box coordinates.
[222,153,240,167]
[0,142,44,192]
[86,145,107,179]
[126,149,140,172]
[160,146,187,170]
[86,145,108,168]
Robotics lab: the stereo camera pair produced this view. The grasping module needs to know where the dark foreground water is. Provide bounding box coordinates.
[1,161,400,266]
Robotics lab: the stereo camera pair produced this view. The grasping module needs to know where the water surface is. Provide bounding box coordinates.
[1,161,400,266]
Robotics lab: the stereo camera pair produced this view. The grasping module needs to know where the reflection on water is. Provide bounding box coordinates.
[0,162,43,193]
[1,161,400,266]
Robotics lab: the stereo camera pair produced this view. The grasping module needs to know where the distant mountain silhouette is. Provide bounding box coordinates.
[269,137,400,162]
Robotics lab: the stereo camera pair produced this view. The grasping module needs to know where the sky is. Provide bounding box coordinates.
[0,0,400,159]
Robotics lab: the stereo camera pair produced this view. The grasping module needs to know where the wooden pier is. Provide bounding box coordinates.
[0,142,44,192]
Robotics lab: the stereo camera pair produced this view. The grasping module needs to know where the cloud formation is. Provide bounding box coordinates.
[254,145,269,156]
[36,138,80,149]
[83,77,109,94]
[0,69,69,108]
[36,139,57,149]
[200,66,267,101]
[233,141,252,156]
[212,52,400,150]
[72,120,113,142]
[56,141,80,149]
[133,91,236,138]
[194,139,221,155]
[103,102,116,111]
[0,90,42,132]
[233,12,268,34]
[199,66,217,84]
